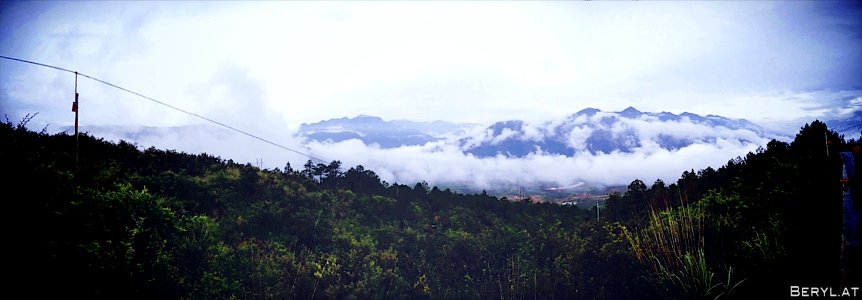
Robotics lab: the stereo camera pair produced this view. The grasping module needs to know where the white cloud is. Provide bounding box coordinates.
[520,123,546,142]
[620,117,764,144]
[73,124,312,171]
[1,1,858,192]
[304,135,760,189]
[3,1,860,131]
[489,128,517,146]
[35,105,771,192]
[302,111,770,189]
[567,126,592,151]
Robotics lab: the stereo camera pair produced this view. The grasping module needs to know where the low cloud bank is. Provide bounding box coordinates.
[53,111,772,190]
[308,136,763,189]
[301,111,771,189]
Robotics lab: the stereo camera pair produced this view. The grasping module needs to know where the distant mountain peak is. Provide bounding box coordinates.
[620,106,643,118]
[491,120,524,127]
[355,114,384,121]
[489,120,525,135]
[573,107,601,118]
[680,112,703,119]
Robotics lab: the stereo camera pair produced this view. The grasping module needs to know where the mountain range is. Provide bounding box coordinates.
[462,107,770,157]
[300,107,775,157]
[298,115,476,148]
[64,107,847,163]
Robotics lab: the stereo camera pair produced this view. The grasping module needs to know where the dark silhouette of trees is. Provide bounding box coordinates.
[3,116,857,299]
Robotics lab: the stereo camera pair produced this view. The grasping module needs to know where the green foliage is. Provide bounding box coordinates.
[3,117,855,299]
[2,118,597,298]
[651,250,744,300]
[614,120,854,298]
[624,203,744,299]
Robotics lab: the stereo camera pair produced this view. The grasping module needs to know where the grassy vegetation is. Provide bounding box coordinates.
[624,199,745,299]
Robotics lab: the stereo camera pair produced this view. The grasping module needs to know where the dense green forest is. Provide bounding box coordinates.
[3,115,859,299]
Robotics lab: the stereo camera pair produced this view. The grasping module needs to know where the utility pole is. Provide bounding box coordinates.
[72,72,79,167]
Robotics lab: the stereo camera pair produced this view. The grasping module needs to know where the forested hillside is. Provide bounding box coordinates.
[3,116,858,299]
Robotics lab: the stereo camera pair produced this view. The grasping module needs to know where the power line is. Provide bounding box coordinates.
[0,55,77,73]
[0,55,328,164]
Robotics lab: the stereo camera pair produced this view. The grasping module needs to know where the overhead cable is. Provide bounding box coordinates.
[0,55,328,164]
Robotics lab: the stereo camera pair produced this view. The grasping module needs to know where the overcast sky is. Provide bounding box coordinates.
[2,1,860,130]
[1,1,860,188]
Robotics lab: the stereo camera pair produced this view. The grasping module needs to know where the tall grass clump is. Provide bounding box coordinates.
[624,199,745,299]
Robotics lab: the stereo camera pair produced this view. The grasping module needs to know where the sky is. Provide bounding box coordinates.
[1,1,860,189]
